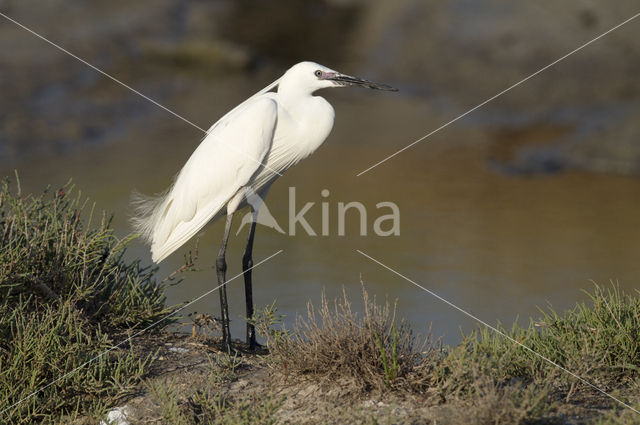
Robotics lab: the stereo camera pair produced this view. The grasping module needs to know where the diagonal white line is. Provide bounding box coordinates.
[356,11,640,177]
[356,249,640,415]
[0,12,207,134]
[0,12,282,177]
[0,249,284,417]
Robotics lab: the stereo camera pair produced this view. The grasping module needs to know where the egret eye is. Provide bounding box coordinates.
[314,70,323,78]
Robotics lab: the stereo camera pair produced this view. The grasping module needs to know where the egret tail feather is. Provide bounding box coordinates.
[130,189,171,246]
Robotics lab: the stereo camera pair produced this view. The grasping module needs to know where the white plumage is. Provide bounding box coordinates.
[133,62,341,261]
[131,61,396,348]
[134,98,277,262]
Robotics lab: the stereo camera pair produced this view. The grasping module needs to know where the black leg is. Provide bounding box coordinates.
[216,213,234,352]
[242,215,258,349]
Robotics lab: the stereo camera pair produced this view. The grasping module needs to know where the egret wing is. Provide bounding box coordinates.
[136,97,278,263]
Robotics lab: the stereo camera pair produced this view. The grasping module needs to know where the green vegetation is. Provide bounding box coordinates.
[135,349,283,425]
[373,324,399,388]
[148,374,282,425]
[441,283,640,397]
[0,178,173,423]
[2,177,639,424]
[256,285,640,424]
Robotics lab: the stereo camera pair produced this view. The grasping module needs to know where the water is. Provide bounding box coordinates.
[3,84,639,346]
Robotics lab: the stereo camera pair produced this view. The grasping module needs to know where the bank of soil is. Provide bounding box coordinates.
[81,331,630,425]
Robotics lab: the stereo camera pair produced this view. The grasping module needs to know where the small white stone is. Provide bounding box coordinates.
[168,347,189,353]
[99,406,132,425]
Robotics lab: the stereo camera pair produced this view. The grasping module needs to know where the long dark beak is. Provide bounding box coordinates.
[328,73,398,91]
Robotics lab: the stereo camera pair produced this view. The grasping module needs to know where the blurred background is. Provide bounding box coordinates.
[1,0,639,344]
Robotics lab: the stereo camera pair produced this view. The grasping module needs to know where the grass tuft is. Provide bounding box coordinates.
[250,283,640,423]
[440,282,640,405]
[260,287,437,393]
[0,177,172,423]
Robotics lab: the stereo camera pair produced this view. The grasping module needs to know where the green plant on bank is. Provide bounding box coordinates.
[440,282,640,402]
[0,177,173,424]
[373,323,399,388]
[213,350,244,375]
[146,369,282,425]
[191,391,282,425]
[146,378,191,425]
[254,283,640,423]
[138,283,639,424]
[249,300,291,345]
[595,392,640,425]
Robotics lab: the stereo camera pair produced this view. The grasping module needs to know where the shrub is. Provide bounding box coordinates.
[439,283,640,405]
[261,287,437,393]
[0,177,172,423]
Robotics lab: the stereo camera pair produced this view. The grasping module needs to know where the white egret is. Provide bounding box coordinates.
[133,61,396,350]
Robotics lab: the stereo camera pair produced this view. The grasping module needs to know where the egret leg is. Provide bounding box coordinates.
[242,215,258,348]
[216,213,234,351]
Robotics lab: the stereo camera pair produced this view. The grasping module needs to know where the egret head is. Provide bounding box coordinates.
[279,61,397,95]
